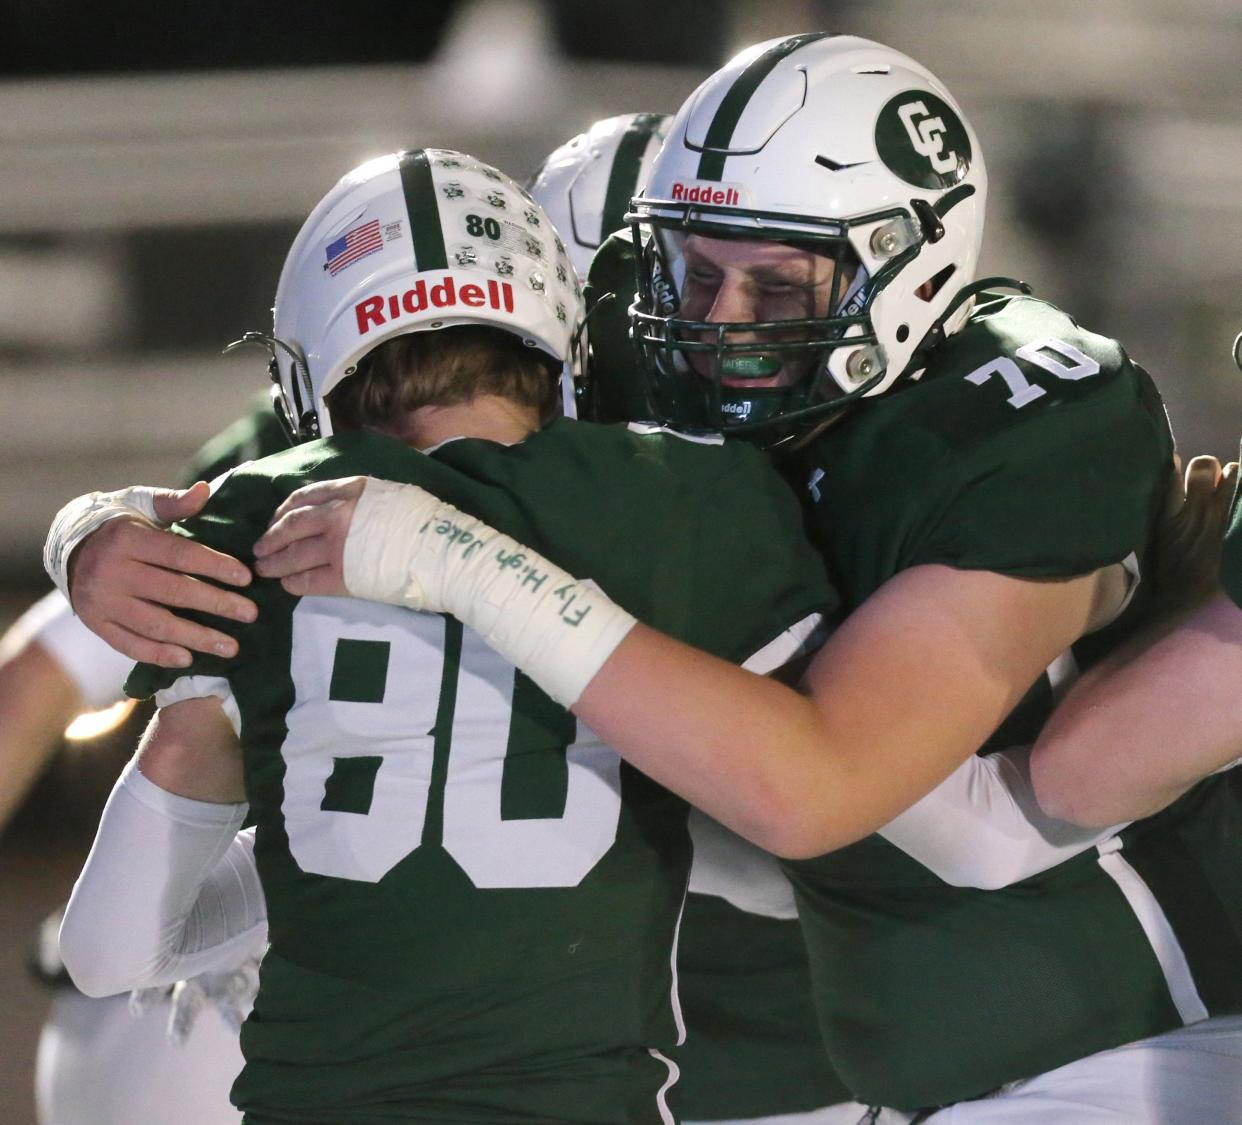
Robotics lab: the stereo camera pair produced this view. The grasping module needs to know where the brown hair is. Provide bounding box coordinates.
[326,325,560,431]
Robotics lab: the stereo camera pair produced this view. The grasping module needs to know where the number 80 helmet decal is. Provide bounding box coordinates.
[628,33,988,438]
[232,149,584,442]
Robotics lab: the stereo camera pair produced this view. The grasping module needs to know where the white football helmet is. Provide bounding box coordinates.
[527,113,671,281]
[236,149,583,441]
[628,33,988,437]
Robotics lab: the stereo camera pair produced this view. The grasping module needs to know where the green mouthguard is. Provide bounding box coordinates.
[720,355,782,379]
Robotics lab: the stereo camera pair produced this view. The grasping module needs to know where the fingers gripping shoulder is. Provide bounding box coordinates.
[45,487,165,603]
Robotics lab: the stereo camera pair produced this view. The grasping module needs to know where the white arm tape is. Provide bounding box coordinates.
[878,746,1128,890]
[16,590,134,708]
[344,477,637,707]
[59,759,262,998]
[44,486,166,604]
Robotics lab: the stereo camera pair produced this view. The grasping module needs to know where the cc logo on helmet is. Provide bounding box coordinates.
[898,101,956,175]
[875,92,972,189]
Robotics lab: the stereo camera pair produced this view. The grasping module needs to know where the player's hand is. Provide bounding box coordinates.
[1153,454,1238,612]
[128,956,260,1046]
[71,482,256,668]
[253,476,368,597]
[166,958,260,1044]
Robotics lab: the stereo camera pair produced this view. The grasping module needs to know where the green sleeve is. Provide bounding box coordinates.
[582,232,648,424]
[807,298,1175,605]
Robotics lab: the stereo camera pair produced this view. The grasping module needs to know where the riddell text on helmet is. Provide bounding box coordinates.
[355,275,516,334]
[670,182,742,206]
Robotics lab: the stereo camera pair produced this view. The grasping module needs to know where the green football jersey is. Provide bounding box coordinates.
[1222,463,1242,609]
[129,419,833,1125]
[786,293,1242,1110]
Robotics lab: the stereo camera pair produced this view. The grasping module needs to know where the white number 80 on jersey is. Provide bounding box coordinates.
[280,597,623,888]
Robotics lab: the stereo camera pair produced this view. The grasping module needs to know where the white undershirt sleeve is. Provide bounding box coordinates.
[18,590,135,708]
[59,759,267,998]
[877,746,1129,890]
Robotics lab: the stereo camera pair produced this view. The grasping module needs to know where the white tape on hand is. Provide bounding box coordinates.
[343,478,636,707]
[44,487,166,604]
[166,957,260,1045]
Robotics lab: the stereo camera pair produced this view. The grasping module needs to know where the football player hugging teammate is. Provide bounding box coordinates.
[227,35,1242,1124]
[43,32,1242,1125]
[55,147,842,1124]
[44,113,858,1125]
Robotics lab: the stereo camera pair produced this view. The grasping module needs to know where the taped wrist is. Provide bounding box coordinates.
[44,487,166,604]
[344,478,636,707]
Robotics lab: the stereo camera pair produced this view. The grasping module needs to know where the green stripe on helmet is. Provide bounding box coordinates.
[600,113,665,243]
[696,32,835,181]
[399,150,449,271]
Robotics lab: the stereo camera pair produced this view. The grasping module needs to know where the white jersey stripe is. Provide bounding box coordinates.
[668,884,688,1045]
[1096,838,1209,1025]
[649,1048,682,1125]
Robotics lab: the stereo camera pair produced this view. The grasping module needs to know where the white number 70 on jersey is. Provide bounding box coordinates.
[964,336,1101,408]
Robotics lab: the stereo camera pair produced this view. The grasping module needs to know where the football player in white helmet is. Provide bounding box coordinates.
[234,35,1242,1123]
[35,114,860,1125]
[534,110,859,1125]
[622,33,986,439]
[527,112,671,280]
[58,147,842,1125]
[13,108,674,1125]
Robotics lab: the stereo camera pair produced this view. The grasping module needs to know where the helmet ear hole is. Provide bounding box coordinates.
[896,324,910,343]
[917,264,957,303]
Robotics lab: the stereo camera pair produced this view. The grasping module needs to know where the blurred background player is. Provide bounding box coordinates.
[0,595,134,829]
[0,460,258,1125]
